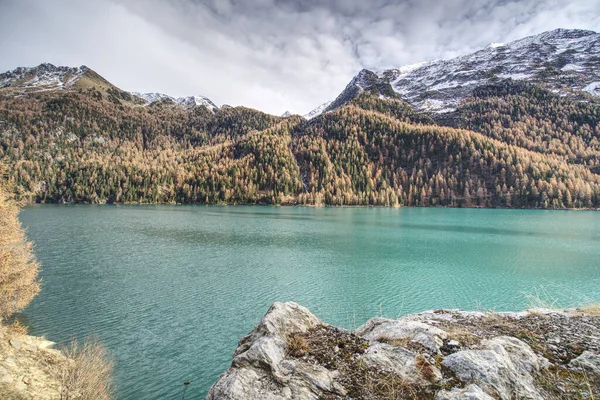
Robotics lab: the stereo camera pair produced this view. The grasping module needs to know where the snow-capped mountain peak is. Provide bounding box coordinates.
[131,92,174,104]
[386,28,600,112]
[131,92,219,111]
[309,28,600,115]
[0,63,220,112]
[176,95,218,110]
[304,101,332,120]
[0,63,90,90]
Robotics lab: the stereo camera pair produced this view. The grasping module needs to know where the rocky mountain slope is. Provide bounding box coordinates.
[308,28,600,117]
[207,302,600,400]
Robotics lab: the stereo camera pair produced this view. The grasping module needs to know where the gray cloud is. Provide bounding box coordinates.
[1,0,599,114]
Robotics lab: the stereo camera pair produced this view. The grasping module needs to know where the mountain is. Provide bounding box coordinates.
[0,63,220,111]
[303,101,331,119]
[1,63,103,92]
[132,92,218,111]
[1,29,599,208]
[308,28,600,116]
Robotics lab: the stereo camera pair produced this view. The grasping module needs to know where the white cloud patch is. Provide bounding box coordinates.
[0,0,599,114]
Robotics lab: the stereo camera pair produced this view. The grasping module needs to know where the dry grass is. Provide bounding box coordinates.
[482,312,517,330]
[343,360,422,400]
[415,355,437,382]
[286,333,310,357]
[577,304,600,316]
[377,335,412,348]
[443,325,480,347]
[0,170,41,318]
[0,385,29,400]
[57,337,114,400]
[536,365,599,399]
[7,319,28,336]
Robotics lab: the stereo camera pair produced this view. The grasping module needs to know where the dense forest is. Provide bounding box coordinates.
[1,79,599,208]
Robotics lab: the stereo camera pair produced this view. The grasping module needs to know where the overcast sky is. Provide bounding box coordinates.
[0,0,598,115]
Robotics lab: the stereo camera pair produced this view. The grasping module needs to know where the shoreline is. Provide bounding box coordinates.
[22,202,600,211]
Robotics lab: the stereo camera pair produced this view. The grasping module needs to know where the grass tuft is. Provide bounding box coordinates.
[286,333,310,358]
[57,336,114,400]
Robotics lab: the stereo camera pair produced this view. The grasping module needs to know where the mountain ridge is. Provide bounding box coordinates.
[0,63,221,113]
[306,28,600,118]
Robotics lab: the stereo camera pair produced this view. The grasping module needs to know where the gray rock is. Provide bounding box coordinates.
[362,342,436,382]
[206,302,343,400]
[441,336,544,400]
[9,338,22,350]
[232,336,285,372]
[234,302,321,358]
[569,351,600,376]
[435,384,495,400]
[482,336,548,374]
[356,318,448,353]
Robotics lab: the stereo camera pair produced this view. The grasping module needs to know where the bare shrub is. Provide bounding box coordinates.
[58,337,114,400]
[0,173,40,318]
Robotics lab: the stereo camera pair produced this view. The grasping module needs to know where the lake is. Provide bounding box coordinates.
[19,205,600,399]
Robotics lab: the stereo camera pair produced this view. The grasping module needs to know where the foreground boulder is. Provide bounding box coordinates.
[207,303,600,399]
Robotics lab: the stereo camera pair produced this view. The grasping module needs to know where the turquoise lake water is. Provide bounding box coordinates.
[19,205,600,399]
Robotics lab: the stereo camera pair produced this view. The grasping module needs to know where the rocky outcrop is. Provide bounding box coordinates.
[0,324,67,400]
[208,303,600,399]
[206,302,343,400]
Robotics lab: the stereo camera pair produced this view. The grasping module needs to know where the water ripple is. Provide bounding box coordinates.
[18,205,600,399]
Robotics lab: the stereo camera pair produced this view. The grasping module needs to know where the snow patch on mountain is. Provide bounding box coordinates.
[0,63,88,90]
[583,82,600,96]
[132,92,218,111]
[131,92,173,103]
[419,99,455,113]
[382,28,600,112]
[176,95,218,110]
[561,64,584,72]
[304,101,332,119]
[314,29,600,116]
[0,63,219,112]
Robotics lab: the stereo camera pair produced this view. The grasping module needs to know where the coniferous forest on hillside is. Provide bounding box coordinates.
[1,79,600,208]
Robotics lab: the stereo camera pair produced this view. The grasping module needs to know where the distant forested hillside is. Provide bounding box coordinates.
[1,79,599,208]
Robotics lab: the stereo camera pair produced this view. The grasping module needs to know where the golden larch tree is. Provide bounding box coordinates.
[0,173,40,318]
